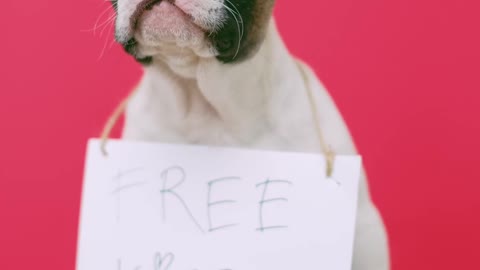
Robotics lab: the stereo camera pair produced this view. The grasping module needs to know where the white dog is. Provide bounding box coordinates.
[106,0,390,268]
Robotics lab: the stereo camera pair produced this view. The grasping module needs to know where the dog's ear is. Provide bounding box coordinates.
[209,0,275,63]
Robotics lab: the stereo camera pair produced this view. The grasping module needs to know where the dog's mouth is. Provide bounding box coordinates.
[130,0,164,31]
[130,0,201,32]
[122,0,208,64]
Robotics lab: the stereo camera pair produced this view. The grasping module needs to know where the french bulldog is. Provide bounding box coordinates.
[108,0,390,268]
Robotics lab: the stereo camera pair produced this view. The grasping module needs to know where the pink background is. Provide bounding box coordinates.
[1,0,480,269]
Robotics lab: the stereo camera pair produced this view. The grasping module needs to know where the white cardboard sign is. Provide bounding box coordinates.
[77,139,361,270]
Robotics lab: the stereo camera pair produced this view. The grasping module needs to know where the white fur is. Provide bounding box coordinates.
[116,0,144,42]
[121,8,390,270]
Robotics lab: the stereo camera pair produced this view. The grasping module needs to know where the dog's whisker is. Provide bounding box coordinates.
[97,14,117,36]
[97,17,116,60]
[224,0,244,37]
[99,15,116,38]
[97,35,110,61]
[108,38,117,50]
[226,0,244,39]
[85,5,116,35]
[222,2,242,59]
[97,28,117,61]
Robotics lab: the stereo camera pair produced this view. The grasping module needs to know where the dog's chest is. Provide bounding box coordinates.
[122,92,324,153]
[123,105,312,151]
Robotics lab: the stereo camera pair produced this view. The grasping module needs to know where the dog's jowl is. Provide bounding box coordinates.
[112,0,274,63]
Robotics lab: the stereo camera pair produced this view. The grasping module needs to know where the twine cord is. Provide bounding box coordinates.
[296,61,336,177]
[100,86,139,155]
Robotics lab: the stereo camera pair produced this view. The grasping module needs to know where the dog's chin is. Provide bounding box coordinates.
[135,1,202,45]
[130,1,215,64]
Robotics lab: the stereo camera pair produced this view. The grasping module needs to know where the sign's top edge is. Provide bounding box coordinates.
[87,138,361,160]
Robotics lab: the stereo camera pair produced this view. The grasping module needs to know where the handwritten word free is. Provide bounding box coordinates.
[111,165,293,233]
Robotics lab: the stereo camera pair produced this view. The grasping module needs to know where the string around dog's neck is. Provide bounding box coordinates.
[295,61,336,177]
[100,64,335,177]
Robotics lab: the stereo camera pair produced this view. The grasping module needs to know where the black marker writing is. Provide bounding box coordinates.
[207,177,241,232]
[160,166,204,233]
[111,167,146,194]
[256,179,293,232]
[154,252,175,270]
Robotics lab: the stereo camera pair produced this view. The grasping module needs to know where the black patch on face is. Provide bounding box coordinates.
[117,0,162,65]
[110,0,118,11]
[111,0,153,65]
[208,0,274,63]
[122,38,153,65]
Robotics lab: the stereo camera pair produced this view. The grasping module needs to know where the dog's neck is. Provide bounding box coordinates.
[132,19,311,145]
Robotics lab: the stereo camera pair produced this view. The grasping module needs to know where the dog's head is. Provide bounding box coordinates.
[111,0,275,64]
